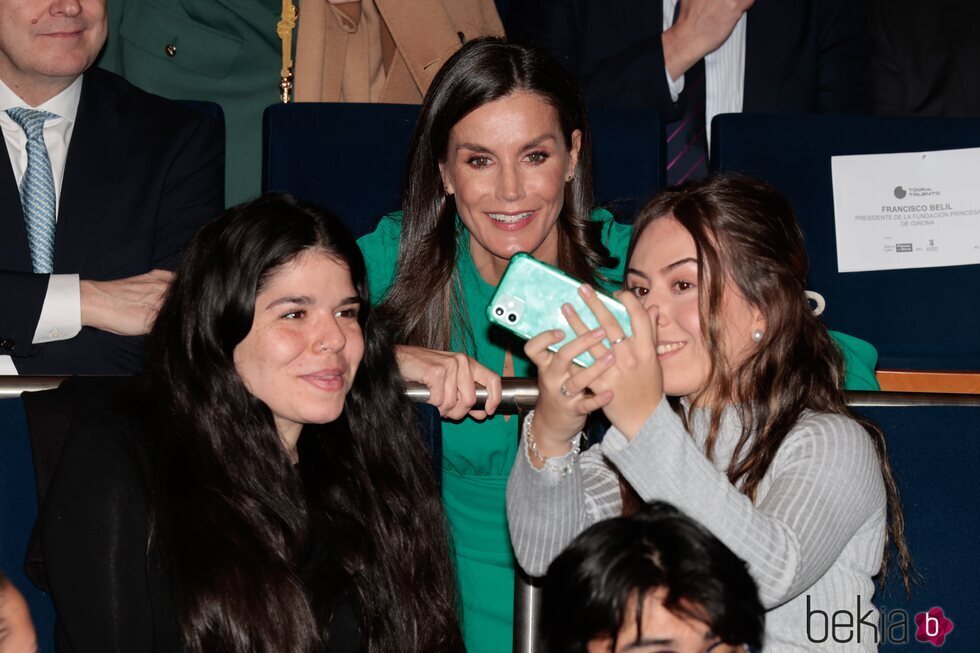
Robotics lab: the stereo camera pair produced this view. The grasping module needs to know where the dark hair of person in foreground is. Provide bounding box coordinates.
[379,36,615,350]
[541,501,764,653]
[624,175,911,589]
[142,193,462,652]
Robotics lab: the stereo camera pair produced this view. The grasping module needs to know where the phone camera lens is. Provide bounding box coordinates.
[507,313,518,323]
[494,306,505,317]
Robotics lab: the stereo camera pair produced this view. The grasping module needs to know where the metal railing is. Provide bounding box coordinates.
[4,377,980,652]
[7,376,980,407]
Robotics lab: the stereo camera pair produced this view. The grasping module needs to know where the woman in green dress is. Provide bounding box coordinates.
[356,37,879,653]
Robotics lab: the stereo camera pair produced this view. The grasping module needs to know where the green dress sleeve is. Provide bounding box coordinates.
[356,212,404,306]
[594,207,632,290]
[830,331,880,391]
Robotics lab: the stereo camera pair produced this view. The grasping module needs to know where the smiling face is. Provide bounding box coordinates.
[233,250,365,451]
[438,91,581,284]
[587,589,742,653]
[625,216,764,402]
[0,0,107,104]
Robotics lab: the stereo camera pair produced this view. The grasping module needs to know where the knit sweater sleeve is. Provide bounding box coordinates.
[602,400,887,608]
[506,414,623,577]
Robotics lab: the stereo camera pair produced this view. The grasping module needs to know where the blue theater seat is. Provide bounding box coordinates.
[711,113,980,372]
[850,396,980,651]
[263,102,663,238]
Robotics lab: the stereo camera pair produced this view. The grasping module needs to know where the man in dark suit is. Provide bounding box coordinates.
[508,0,870,116]
[0,0,223,375]
[871,0,980,118]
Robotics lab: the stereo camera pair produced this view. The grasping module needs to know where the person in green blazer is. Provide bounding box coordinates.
[99,1,282,205]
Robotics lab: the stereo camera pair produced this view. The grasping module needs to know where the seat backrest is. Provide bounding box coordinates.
[711,113,980,371]
[263,103,664,238]
[850,396,980,651]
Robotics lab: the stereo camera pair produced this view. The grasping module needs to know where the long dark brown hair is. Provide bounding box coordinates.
[378,37,615,350]
[622,175,911,589]
[142,194,462,651]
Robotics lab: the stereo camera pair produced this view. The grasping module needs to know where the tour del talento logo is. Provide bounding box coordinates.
[894,186,907,199]
[916,607,954,647]
[806,596,954,646]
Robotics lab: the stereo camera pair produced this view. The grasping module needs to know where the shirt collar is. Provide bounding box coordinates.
[0,75,83,124]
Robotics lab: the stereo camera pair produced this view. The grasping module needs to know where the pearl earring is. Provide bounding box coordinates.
[751,328,764,343]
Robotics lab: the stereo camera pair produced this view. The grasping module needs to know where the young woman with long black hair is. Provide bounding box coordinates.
[41,194,462,652]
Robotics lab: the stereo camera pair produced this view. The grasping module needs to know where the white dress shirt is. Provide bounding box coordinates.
[0,76,84,374]
[663,0,746,148]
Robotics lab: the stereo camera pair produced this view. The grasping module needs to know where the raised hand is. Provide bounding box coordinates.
[569,284,664,440]
[663,0,755,80]
[523,326,615,466]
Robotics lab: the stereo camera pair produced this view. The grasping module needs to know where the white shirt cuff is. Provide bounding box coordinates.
[665,66,684,103]
[33,273,81,343]
[0,356,18,374]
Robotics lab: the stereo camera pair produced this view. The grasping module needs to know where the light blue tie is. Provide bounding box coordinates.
[6,107,58,273]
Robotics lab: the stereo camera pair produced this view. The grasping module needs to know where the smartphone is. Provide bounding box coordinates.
[487,253,632,367]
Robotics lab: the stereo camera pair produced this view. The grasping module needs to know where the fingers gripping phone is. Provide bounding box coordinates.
[487,253,632,367]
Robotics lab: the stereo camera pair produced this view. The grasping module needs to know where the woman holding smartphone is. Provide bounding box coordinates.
[508,175,910,651]
[356,37,632,652]
[359,39,882,651]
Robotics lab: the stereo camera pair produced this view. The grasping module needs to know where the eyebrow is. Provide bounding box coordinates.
[622,638,675,649]
[455,133,558,155]
[264,295,361,310]
[266,295,312,309]
[626,257,698,280]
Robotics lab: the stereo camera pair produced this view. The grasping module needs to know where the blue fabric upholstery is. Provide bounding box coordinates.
[854,402,980,651]
[0,397,55,653]
[262,102,664,238]
[711,113,980,371]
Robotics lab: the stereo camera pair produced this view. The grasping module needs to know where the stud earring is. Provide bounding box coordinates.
[751,328,764,343]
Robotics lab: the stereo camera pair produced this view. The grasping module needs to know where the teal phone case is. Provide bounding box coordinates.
[487,253,632,367]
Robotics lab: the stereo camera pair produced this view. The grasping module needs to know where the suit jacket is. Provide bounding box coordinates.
[870,0,980,118]
[507,0,870,120]
[99,0,281,205]
[0,68,224,375]
[294,0,504,104]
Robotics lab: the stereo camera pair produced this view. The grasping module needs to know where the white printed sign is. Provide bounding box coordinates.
[831,147,980,272]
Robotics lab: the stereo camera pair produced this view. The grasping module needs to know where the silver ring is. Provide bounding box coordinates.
[609,335,628,346]
[559,384,576,398]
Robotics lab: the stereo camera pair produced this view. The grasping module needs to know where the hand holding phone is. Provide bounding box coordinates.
[486,253,632,366]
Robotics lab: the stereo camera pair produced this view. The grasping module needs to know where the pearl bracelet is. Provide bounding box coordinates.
[524,410,582,480]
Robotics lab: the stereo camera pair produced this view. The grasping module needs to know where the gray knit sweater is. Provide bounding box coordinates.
[507,399,888,652]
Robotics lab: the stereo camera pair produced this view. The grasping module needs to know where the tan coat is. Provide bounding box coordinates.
[294,0,504,104]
